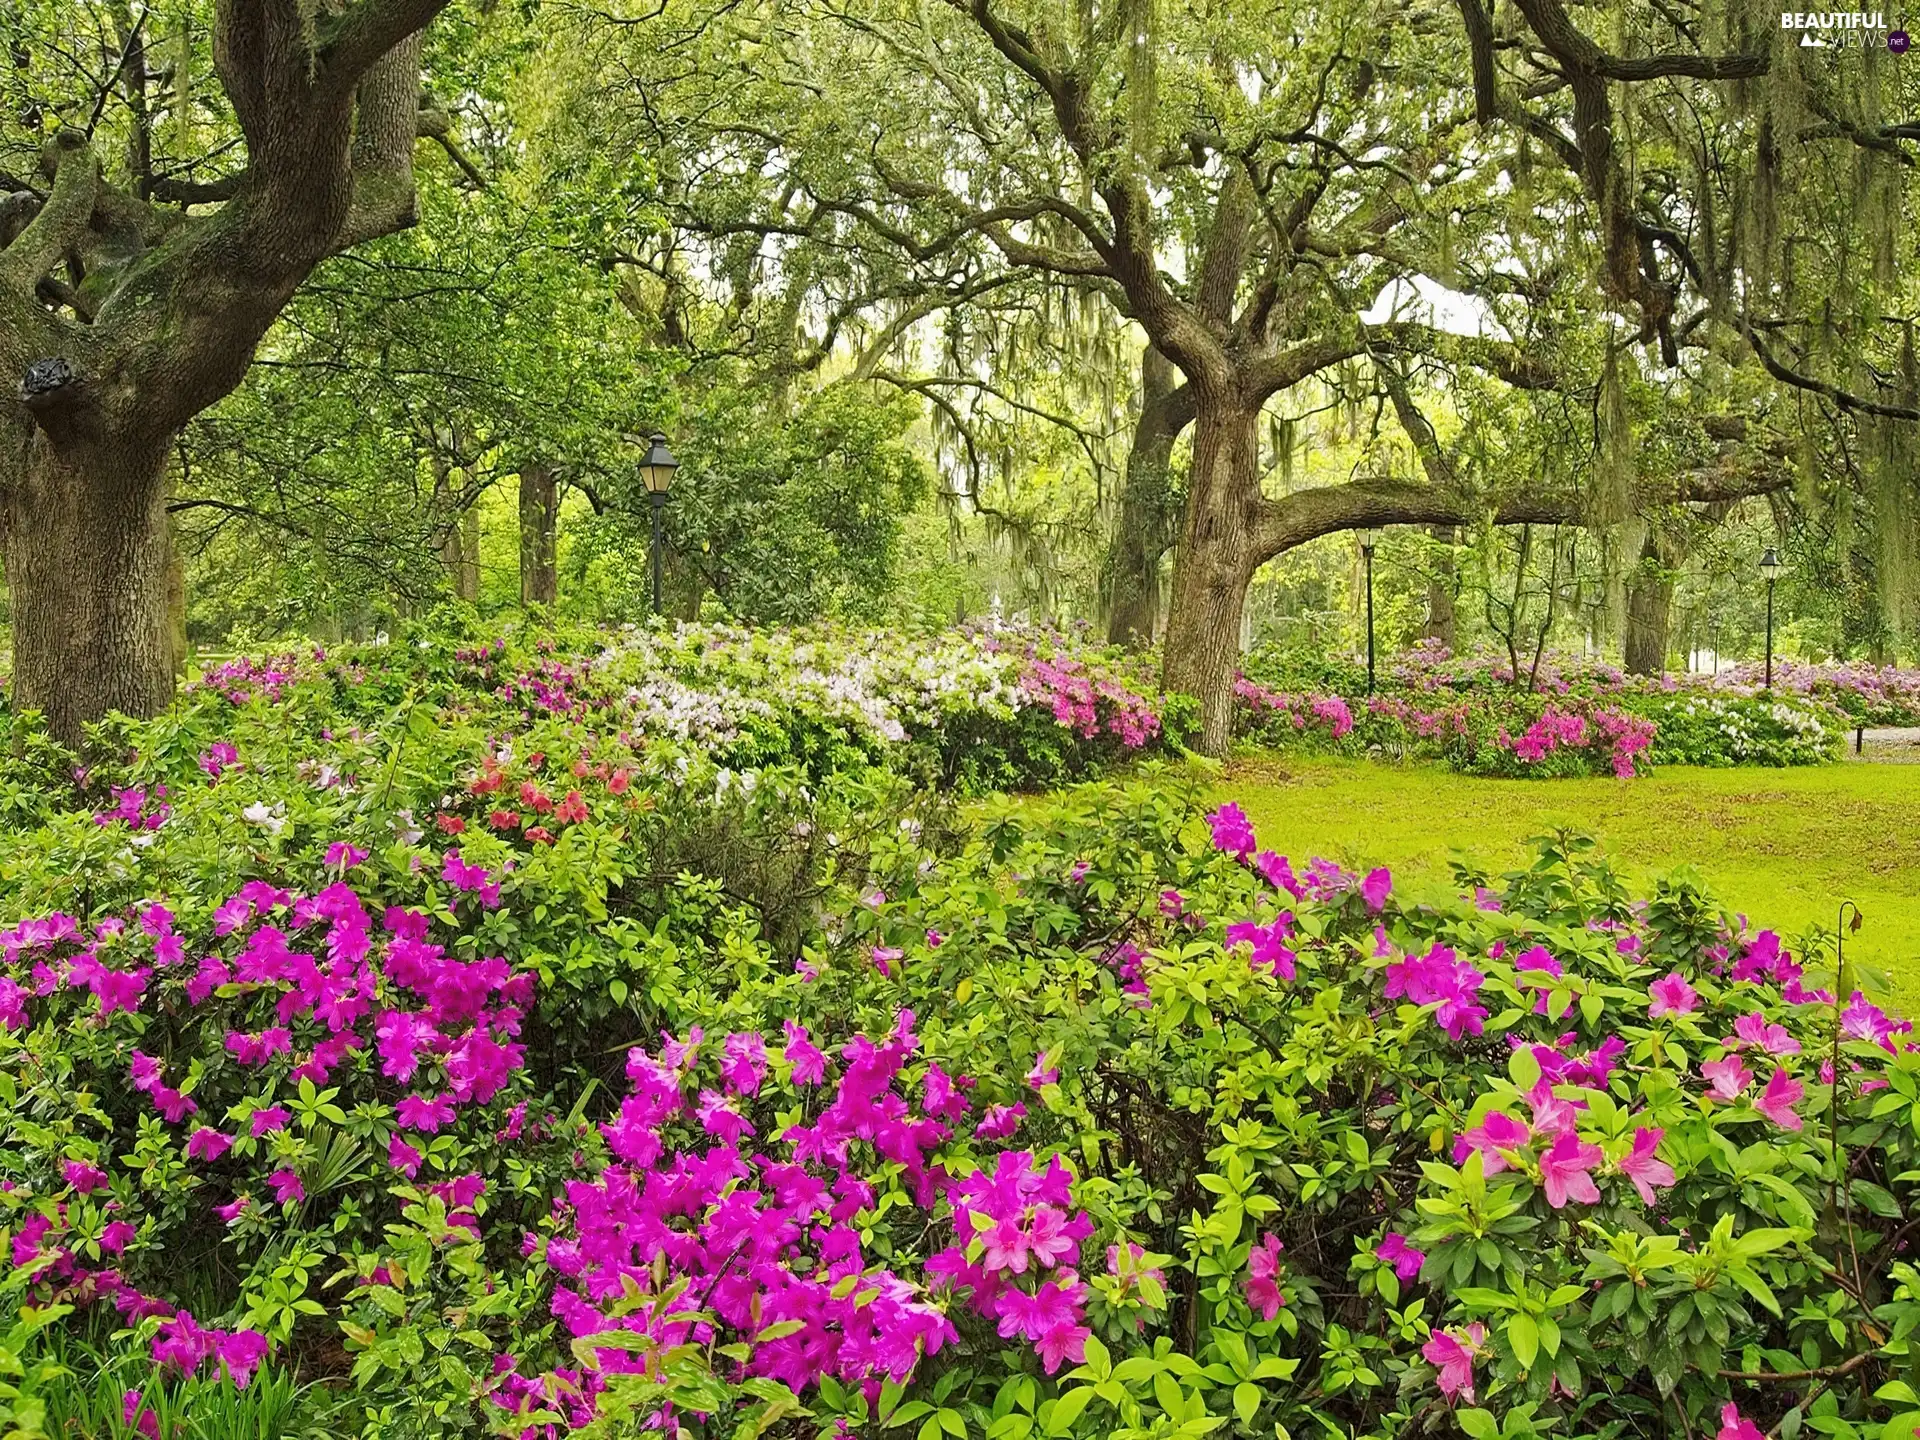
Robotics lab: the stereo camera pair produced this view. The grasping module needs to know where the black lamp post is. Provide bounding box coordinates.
[1359,527,1381,693]
[639,433,678,615]
[1759,546,1783,689]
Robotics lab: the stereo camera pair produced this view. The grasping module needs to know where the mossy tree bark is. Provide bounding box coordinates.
[1103,346,1190,647]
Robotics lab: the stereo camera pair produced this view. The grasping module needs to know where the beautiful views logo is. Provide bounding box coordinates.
[1779,10,1906,46]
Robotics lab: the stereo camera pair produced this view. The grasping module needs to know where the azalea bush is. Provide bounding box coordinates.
[0,741,1914,1439]
[1235,644,1851,774]
[0,623,1913,1440]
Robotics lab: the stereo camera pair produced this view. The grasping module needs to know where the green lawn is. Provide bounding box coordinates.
[1217,754,1920,1008]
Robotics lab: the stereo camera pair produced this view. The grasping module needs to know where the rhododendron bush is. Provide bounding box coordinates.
[0,625,1914,1440]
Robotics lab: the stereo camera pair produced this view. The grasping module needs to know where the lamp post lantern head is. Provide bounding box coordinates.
[640,433,678,496]
[1358,527,1381,555]
[1759,546,1784,583]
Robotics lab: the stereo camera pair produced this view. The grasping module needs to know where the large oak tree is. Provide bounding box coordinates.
[1,0,452,741]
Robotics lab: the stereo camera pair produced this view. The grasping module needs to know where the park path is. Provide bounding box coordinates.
[1845,727,1920,762]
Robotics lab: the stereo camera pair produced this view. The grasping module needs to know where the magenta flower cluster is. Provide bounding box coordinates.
[0,849,524,1393]
[496,1010,1098,1431]
[1494,703,1655,778]
[1017,654,1161,749]
[1232,677,1355,739]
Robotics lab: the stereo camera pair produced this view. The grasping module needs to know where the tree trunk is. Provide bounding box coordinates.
[457,506,481,603]
[432,456,480,602]
[1624,531,1674,675]
[165,524,189,677]
[4,436,175,745]
[1161,396,1262,756]
[518,465,558,608]
[1104,347,1188,646]
[1424,524,1458,649]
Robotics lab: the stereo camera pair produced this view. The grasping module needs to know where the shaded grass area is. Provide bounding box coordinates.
[1218,753,1920,1009]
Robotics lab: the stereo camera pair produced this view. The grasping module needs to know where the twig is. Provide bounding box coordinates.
[1719,1351,1872,1383]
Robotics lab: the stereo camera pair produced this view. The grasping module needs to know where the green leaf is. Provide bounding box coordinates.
[1046,1387,1095,1436]
[1852,1180,1903,1219]
[1153,1370,1185,1417]
[1457,1410,1500,1440]
[1082,1334,1111,1382]
[1508,1312,1540,1372]
[1233,1383,1260,1426]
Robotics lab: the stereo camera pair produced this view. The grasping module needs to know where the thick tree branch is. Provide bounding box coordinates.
[0,131,97,294]
[1253,458,1789,562]
[322,0,456,96]
[1242,323,1558,404]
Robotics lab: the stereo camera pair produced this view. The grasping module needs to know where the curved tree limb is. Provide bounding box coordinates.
[0,131,96,295]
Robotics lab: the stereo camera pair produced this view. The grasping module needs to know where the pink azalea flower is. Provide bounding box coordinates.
[695,1089,754,1142]
[1226,917,1297,981]
[1842,992,1906,1053]
[1648,971,1698,1018]
[123,1390,160,1440]
[1255,850,1303,897]
[1538,1131,1603,1209]
[1360,867,1392,912]
[1454,1110,1531,1175]
[387,1135,424,1178]
[1702,1055,1753,1101]
[1208,802,1256,860]
[1384,944,1486,1041]
[153,1312,218,1374]
[1025,1054,1059,1090]
[186,1128,234,1162]
[396,1094,456,1131]
[216,1329,269,1389]
[1619,1127,1676,1204]
[974,1103,1025,1140]
[1730,1012,1801,1056]
[1756,1068,1805,1130]
[1421,1322,1487,1403]
[325,841,368,869]
[1718,1404,1765,1440]
[63,1160,109,1194]
[99,1220,137,1254]
[267,1169,304,1205]
[249,1106,290,1137]
[214,1196,251,1223]
[720,1033,768,1096]
[1525,1077,1580,1140]
[870,946,903,978]
[153,1085,197,1123]
[1375,1232,1425,1281]
[1245,1233,1286,1320]
[981,1218,1034,1274]
[782,1021,826,1085]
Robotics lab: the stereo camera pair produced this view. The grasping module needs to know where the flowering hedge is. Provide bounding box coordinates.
[1235,645,1855,774]
[0,631,1914,1440]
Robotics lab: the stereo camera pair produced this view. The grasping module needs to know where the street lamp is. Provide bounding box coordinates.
[1759,546,1784,689]
[1358,527,1382,693]
[639,433,678,616]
